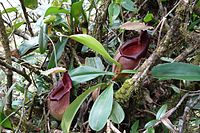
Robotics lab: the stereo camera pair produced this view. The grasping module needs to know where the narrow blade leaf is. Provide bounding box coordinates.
[48,38,68,68]
[152,62,200,81]
[109,101,125,124]
[130,120,139,133]
[45,7,69,16]
[156,104,168,120]
[145,120,158,129]
[38,24,48,54]
[69,34,121,66]
[69,66,114,83]
[89,84,114,131]
[61,83,104,133]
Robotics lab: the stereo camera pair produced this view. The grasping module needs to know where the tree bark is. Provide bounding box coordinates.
[0,12,13,109]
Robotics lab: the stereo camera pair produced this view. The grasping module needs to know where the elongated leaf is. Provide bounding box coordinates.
[109,101,125,124]
[41,67,66,76]
[121,0,137,12]
[89,84,114,131]
[121,69,138,74]
[145,120,158,129]
[71,1,83,20]
[24,0,38,9]
[39,24,48,54]
[152,62,200,81]
[130,120,139,133]
[85,57,105,70]
[160,118,176,133]
[170,84,180,94]
[2,7,17,14]
[156,104,167,120]
[120,21,153,31]
[45,7,70,16]
[13,21,25,29]
[69,34,120,66]
[0,112,12,129]
[48,38,68,68]
[108,3,120,24]
[61,83,104,133]
[69,66,114,83]
[18,37,38,56]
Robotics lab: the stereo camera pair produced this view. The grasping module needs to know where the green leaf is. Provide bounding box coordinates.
[18,37,38,56]
[109,101,125,124]
[152,62,200,81]
[147,127,155,133]
[69,34,121,66]
[130,120,139,133]
[143,12,154,23]
[188,18,200,31]
[24,0,38,9]
[48,38,68,68]
[71,1,83,19]
[121,69,138,74]
[156,104,168,120]
[45,7,69,16]
[38,24,48,54]
[170,84,180,94]
[0,112,12,129]
[44,15,57,24]
[85,57,105,70]
[2,7,17,14]
[145,120,158,129]
[114,0,122,4]
[69,66,114,83]
[89,84,114,131]
[108,3,120,24]
[13,21,25,29]
[121,0,137,12]
[61,83,104,133]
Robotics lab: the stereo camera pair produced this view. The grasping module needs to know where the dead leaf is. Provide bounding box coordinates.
[161,118,177,133]
[41,67,66,76]
[120,21,153,31]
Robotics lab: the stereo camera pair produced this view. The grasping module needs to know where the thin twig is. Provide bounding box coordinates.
[0,59,31,82]
[0,2,18,49]
[15,81,31,133]
[178,94,200,133]
[152,0,182,35]
[174,45,199,62]
[0,100,32,125]
[19,0,34,37]
[107,120,121,133]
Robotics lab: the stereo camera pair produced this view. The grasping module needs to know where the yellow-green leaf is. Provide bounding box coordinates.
[69,34,121,66]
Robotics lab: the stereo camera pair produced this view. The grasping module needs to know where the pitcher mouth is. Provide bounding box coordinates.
[119,31,149,60]
[49,72,72,101]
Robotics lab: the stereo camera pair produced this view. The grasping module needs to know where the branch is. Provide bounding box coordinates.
[178,94,200,132]
[0,56,52,83]
[0,11,13,109]
[0,59,31,82]
[19,0,34,37]
[3,19,30,40]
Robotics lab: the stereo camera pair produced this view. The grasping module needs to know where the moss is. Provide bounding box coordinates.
[114,78,141,105]
[192,52,200,65]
